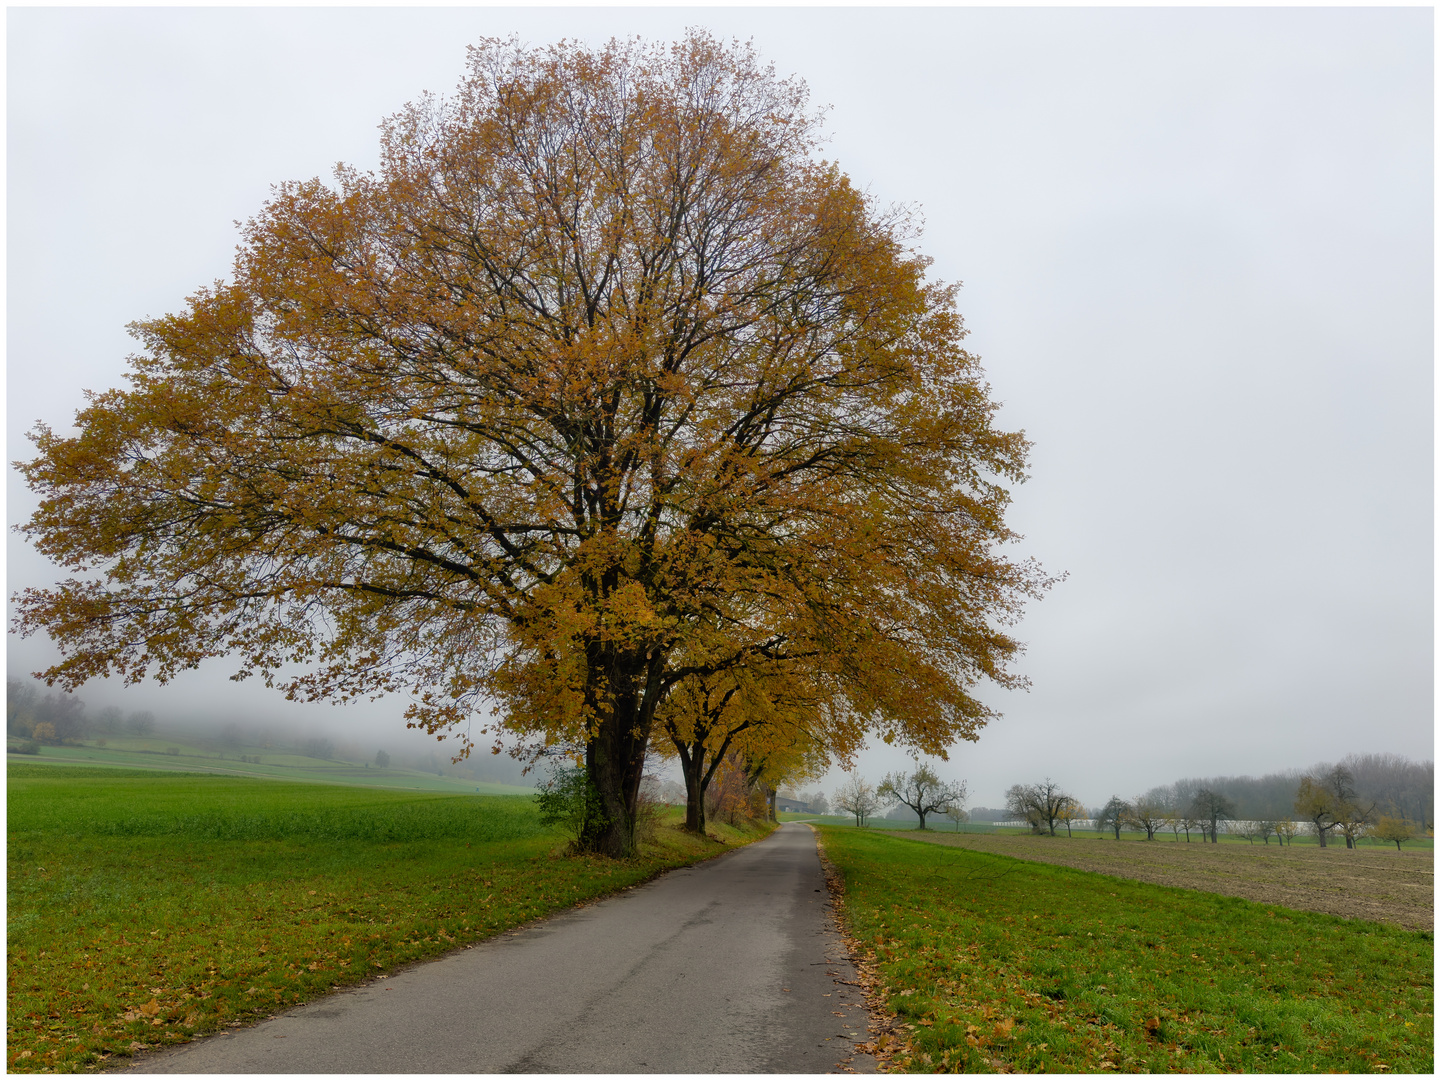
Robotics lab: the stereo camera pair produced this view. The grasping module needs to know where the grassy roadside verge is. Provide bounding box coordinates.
[7,763,772,1073]
[819,827,1433,1073]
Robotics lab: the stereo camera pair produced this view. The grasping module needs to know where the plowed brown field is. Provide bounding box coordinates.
[901,831,1433,930]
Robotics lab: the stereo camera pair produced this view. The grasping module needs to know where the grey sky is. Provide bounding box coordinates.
[7,7,1432,808]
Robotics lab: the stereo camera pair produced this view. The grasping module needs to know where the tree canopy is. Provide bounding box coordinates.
[15,33,1052,855]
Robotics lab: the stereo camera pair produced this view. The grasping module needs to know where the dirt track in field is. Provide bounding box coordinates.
[899,831,1433,931]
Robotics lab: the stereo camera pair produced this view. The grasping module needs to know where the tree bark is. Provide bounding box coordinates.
[577,647,659,857]
[678,744,708,835]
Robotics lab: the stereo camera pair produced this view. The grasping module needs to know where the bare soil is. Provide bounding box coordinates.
[900,831,1433,931]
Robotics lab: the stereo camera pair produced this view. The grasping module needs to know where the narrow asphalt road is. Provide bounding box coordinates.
[129,823,879,1073]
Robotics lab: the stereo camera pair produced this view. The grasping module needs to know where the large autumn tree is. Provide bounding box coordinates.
[14,33,1052,856]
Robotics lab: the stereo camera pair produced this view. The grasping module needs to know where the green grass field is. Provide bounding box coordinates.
[7,763,772,1072]
[819,827,1434,1073]
[7,735,530,795]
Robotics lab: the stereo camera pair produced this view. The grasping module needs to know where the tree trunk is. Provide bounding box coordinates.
[679,745,708,835]
[916,808,928,830]
[580,719,645,856]
[1316,824,1326,848]
[767,786,777,823]
[577,647,657,857]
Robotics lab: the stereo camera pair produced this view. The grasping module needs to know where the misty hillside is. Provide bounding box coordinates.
[6,677,532,788]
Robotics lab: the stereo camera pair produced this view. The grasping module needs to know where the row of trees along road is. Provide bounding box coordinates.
[13,33,1052,856]
[1003,755,1429,850]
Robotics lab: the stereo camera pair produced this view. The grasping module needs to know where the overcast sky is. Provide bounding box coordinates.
[6,7,1432,808]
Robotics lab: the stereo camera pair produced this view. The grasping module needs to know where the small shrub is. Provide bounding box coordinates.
[164,746,181,756]
[12,739,40,755]
[535,762,604,849]
[633,787,665,846]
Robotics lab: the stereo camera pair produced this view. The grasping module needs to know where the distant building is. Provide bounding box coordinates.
[776,795,810,813]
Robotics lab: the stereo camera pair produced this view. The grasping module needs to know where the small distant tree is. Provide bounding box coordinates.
[31,721,58,745]
[1097,796,1130,840]
[808,791,829,815]
[878,764,967,831]
[1370,815,1416,852]
[1336,805,1375,849]
[834,773,879,828]
[1056,799,1081,837]
[1255,820,1277,845]
[1274,819,1298,846]
[374,750,390,769]
[1322,766,1374,850]
[127,710,155,736]
[945,803,969,832]
[97,705,124,733]
[1190,787,1235,844]
[1126,795,1167,841]
[1006,779,1077,837]
[1294,775,1340,849]
[1177,811,1202,842]
[1161,805,1182,840]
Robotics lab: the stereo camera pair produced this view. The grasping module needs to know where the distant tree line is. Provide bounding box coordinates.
[1158,756,1433,831]
[6,679,161,749]
[994,753,1430,851]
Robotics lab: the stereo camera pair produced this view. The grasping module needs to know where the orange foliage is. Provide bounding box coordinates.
[14,34,1054,855]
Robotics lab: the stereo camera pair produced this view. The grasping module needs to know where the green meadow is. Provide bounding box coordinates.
[7,763,771,1072]
[8,735,528,795]
[820,827,1433,1073]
